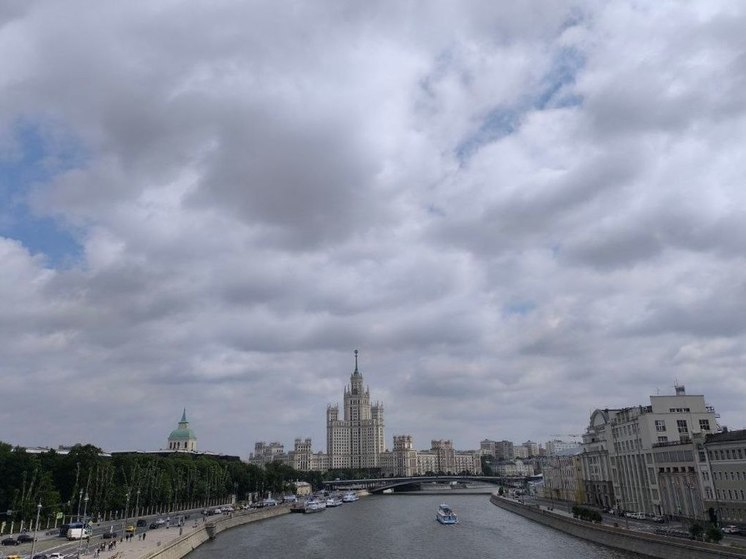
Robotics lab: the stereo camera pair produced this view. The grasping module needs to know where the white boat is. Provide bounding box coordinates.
[436,503,458,525]
[304,497,327,513]
[341,491,359,502]
[326,495,343,507]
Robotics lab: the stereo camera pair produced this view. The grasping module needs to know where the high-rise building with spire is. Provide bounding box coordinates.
[326,350,385,469]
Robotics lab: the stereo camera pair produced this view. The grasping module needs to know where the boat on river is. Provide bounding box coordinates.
[304,498,327,513]
[341,491,359,502]
[436,503,458,525]
[326,495,343,507]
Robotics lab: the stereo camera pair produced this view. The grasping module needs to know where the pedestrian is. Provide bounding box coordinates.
[142,531,146,541]
[179,527,183,536]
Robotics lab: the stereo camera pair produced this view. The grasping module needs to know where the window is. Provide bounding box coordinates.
[699,419,710,431]
[677,420,688,434]
[656,420,666,432]
[658,436,668,443]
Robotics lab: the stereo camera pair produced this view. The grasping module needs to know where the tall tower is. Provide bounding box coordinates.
[327,350,385,469]
[167,409,198,452]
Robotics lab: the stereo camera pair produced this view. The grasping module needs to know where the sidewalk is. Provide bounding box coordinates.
[84,520,205,559]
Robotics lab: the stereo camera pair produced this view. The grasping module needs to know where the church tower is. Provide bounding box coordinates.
[167,409,198,452]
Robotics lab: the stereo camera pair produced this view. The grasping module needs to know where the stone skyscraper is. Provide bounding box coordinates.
[326,350,385,469]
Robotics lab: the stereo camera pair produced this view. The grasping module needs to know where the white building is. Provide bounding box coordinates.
[167,409,198,452]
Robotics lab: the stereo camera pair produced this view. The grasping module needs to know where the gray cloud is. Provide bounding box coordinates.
[0,1,744,455]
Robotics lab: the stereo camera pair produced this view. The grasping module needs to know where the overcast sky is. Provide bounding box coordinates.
[1,1,745,458]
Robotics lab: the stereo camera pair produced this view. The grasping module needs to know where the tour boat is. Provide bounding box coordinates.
[326,495,343,507]
[304,497,327,513]
[436,503,458,525]
[341,491,359,503]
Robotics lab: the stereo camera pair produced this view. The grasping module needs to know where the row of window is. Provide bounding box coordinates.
[654,418,711,432]
[712,470,746,481]
[708,448,745,461]
[716,488,746,501]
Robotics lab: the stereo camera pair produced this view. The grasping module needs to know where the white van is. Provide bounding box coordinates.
[67,526,93,540]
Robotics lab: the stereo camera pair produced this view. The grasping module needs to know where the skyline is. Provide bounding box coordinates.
[2,1,745,456]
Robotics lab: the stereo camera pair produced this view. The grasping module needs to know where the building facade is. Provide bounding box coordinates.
[326,350,385,469]
[702,429,746,526]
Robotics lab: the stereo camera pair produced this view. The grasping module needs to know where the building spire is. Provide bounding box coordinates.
[181,408,187,423]
[354,349,359,374]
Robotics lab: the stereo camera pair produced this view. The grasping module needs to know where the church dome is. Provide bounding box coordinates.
[168,426,197,440]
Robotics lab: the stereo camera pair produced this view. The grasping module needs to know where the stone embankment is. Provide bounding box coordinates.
[138,506,290,559]
[491,494,746,559]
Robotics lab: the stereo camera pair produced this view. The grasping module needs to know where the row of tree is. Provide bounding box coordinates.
[0,442,320,526]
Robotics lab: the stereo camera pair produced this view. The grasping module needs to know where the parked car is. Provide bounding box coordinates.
[722,525,741,534]
[16,533,35,543]
[136,519,147,527]
[102,531,118,539]
[48,553,64,559]
[650,515,665,523]
[32,554,48,559]
[1,537,20,546]
[125,525,135,533]
[6,554,22,559]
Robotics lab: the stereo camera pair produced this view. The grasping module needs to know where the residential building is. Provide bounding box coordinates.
[249,441,287,466]
[702,429,746,525]
[326,350,385,469]
[579,408,619,509]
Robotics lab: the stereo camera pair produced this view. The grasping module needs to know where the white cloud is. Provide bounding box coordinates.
[0,1,744,455]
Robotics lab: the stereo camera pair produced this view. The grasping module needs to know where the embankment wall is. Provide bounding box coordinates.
[491,495,746,559]
[140,506,290,559]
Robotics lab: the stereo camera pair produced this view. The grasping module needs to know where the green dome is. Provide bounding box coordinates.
[169,427,196,440]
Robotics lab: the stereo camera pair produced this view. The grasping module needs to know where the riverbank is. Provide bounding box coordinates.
[81,506,291,559]
[490,494,746,559]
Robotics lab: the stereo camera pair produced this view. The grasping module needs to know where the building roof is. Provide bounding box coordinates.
[705,429,746,444]
[168,408,197,441]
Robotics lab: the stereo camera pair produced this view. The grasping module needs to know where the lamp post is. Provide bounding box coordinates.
[29,503,41,559]
[135,489,140,521]
[76,489,83,521]
[77,494,88,559]
[122,491,130,535]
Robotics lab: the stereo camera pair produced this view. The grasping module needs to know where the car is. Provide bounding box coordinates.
[102,531,118,539]
[125,525,135,533]
[6,554,22,559]
[1,537,20,546]
[136,519,147,527]
[650,515,665,523]
[722,525,741,534]
[48,553,64,559]
[32,554,48,559]
[16,533,35,543]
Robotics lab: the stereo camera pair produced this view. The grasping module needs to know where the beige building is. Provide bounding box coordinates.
[702,429,746,525]
[326,351,385,469]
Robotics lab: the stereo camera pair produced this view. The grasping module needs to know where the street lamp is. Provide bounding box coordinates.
[29,503,41,559]
[135,489,141,520]
[76,489,83,521]
[77,494,88,559]
[122,491,130,535]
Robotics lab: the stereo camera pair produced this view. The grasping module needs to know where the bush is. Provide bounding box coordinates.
[705,525,723,543]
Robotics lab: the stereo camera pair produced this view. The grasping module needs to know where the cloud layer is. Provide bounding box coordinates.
[1,1,745,455]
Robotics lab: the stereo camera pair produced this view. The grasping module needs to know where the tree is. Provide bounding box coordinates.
[689,522,704,541]
[705,525,723,543]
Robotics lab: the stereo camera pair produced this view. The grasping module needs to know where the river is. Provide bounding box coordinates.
[188,494,645,559]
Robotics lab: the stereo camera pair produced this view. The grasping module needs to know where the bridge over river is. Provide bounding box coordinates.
[324,474,535,494]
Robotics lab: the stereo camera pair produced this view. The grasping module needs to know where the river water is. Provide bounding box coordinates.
[188,494,644,559]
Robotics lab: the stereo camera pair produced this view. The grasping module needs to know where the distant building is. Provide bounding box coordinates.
[249,441,287,466]
[326,350,385,469]
[545,439,581,456]
[167,409,197,452]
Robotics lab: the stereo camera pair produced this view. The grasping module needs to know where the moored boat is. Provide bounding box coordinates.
[436,503,458,525]
[326,495,343,507]
[341,491,359,502]
[304,497,327,513]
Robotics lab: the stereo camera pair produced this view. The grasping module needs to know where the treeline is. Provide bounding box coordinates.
[0,442,321,527]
